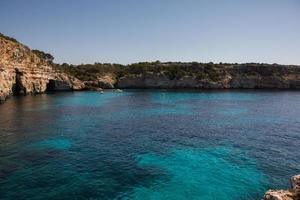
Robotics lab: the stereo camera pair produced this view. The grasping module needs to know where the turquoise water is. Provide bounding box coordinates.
[0,90,299,200]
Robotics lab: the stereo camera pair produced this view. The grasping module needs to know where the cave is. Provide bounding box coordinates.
[46,79,56,91]
[12,68,26,95]
[12,83,22,95]
[46,79,71,91]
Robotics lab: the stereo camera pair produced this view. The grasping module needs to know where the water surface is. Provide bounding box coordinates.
[0,90,299,200]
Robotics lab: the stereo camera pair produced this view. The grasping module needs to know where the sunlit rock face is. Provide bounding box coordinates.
[0,35,84,101]
[263,175,300,200]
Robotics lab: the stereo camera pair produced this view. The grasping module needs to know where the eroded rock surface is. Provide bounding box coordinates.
[0,35,83,102]
[263,175,300,200]
[117,72,232,89]
[83,74,117,90]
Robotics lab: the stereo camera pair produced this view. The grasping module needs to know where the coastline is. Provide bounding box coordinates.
[1,33,300,104]
[263,175,300,200]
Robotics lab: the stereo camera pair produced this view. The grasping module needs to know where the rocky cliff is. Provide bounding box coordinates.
[1,33,300,103]
[263,175,300,200]
[116,65,300,89]
[0,34,84,102]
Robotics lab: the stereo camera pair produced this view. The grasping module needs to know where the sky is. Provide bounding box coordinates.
[1,0,300,65]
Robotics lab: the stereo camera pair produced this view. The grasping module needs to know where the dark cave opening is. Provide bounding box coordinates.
[46,80,56,91]
[12,68,26,96]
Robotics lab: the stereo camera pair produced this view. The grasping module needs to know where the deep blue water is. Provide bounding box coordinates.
[0,90,299,200]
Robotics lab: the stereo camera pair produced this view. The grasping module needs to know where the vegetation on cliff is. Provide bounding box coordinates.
[32,49,54,64]
[55,61,298,82]
[1,32,300,91]
[0,33,19,43]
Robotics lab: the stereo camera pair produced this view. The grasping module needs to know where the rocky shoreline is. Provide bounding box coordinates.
[1,33,300,103]
[115,66,300,89]
[263,175,300,200]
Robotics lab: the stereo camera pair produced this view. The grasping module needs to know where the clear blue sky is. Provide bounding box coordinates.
[1,0,300,65]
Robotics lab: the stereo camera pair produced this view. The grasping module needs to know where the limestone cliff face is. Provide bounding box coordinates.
[0,35,84,101]
[117,72,231,89]
[263,175,300,200]
[83,74,117,90]
[117,65,300,89]
[228,65,300,89]
[1,34,300,100]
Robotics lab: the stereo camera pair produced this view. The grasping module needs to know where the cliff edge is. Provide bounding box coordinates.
[57,61,300,90]
[116,64,300,89]
[1,33,300,103]
[0,34,84,102]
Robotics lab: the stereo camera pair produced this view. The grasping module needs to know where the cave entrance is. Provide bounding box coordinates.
[46,80,56,91]
[12,68,26,96]
[12,83,22,95]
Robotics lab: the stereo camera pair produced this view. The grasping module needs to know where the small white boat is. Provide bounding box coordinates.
[116,89,123,92]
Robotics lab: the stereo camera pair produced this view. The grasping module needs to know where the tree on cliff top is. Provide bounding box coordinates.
[32,49,54,64]
[0,33,19,43]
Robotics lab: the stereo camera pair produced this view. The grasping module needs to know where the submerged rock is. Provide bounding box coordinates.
[263,175,300,200]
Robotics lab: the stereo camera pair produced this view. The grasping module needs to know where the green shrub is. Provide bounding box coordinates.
[0,33,19,43]
[32,49,54,63]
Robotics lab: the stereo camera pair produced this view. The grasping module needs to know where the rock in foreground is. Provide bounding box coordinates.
[263,175,300,200]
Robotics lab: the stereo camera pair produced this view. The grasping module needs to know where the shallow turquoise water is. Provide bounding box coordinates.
[123,147,265,200]
[0,90,299,200]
